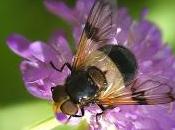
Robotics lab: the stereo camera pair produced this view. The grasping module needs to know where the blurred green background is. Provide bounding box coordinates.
[0,0,175,130]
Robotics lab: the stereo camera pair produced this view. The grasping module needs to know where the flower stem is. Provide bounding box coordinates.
[23,116,60,130]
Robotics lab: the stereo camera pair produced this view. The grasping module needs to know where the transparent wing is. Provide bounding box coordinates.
[98,75,175,105]
[73,0,117,70]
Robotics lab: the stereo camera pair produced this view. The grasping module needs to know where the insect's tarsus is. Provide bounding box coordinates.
[65,108,85,123]
[71,108,85,117]
[95,104,114,125]
[50,61,72,72]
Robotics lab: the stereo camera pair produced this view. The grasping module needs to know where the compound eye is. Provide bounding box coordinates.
[51,86,67,102]
[60,100,78,116]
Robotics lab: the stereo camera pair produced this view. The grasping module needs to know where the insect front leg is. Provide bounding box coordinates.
[50,61,72,72]
[71,108,85,117]
[65,108,84,124]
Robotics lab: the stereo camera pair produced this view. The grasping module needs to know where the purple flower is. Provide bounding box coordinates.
[7,31,73,100]
[7,0,175,130]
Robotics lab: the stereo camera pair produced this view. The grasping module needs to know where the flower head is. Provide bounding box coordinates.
[7,0,175,130]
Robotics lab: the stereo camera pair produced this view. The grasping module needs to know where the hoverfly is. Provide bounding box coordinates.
[50,0,175,121]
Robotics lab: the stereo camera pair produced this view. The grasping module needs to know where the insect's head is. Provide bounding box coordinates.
[51,86,78,116]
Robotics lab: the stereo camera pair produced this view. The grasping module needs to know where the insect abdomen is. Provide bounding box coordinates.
[99,45,138,83]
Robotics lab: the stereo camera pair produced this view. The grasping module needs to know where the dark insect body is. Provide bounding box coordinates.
[66,68,99,104]
[51,43,137,117]
[50,0,175,122]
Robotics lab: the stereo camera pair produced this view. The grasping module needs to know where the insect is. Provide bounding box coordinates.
[50,0,175,121]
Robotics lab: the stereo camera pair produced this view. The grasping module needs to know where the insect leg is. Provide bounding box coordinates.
[50,61,72,72]
[95,105,105,126]
[65,108,84,123]
[98,104,114,112]
[96,105,114,125]
[98,104,106,111]
[65,116,72,124]
[71,108,85,117]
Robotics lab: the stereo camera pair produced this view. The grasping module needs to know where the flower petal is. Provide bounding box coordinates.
[132,20,157,44]
[20,60,70,99]
[56,112,68,123]
[134,118,161,130]
[73,26,82,44]
[75,0,94,23]
[6,33,32,59]
[44,0,76,24]
[29,41,58,63]
[24,80,52,100]
[116,8,133,44]
[48,30,73,63]
[20,60,50,82]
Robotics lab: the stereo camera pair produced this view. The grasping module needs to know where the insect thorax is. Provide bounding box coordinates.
[65,70,99,104]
